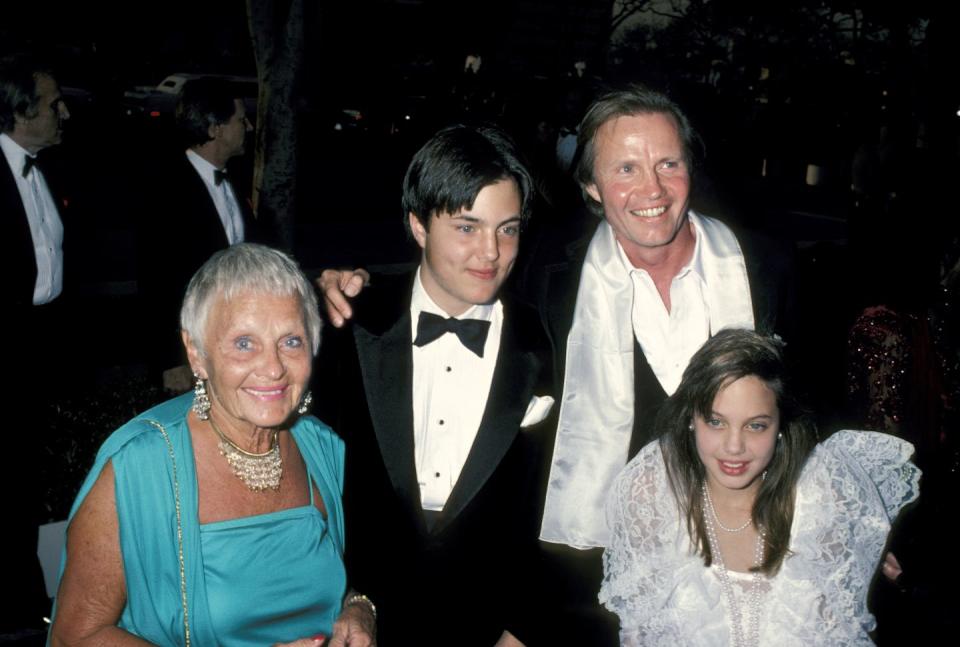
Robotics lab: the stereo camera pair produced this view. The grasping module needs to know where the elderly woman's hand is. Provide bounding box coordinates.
[328,599,376,647]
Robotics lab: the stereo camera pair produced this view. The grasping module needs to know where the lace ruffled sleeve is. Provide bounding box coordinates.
[600,442,714,646]
[823,430,920,518]
[769,430,921,643]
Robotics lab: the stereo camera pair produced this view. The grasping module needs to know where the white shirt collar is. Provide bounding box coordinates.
[612,213,707,284]
[0,132,34,172]
[185,148,222,184]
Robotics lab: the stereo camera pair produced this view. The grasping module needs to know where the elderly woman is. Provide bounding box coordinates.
[50,244,375,646]
[600,329,920,646]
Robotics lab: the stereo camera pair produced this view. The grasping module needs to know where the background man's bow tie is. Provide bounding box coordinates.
[22,156,37,178]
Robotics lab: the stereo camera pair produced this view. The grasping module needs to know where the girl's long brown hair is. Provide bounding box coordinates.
[659,329,818,575]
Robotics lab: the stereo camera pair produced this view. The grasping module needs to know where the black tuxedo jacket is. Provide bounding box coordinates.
[2,147,72,625]
[316,271,555,647]
[137,152,260,368]
[1,150,69,309]
[137,151,258,302]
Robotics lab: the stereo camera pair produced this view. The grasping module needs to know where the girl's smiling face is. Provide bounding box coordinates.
[695,375,779,495]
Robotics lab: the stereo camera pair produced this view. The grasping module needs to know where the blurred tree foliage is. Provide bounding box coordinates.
[610,0,933,90]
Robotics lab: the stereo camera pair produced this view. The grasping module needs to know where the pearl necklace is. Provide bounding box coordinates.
[704,483,752,532]
[702,484,765,647]
[209,417,283,491]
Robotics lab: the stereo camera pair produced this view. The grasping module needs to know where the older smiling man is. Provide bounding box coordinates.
[530,84,796,644]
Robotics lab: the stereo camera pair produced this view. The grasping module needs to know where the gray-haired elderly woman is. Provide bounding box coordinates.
[50,244,376,647]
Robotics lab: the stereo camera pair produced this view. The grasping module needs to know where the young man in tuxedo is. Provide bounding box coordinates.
[317,125,554,647]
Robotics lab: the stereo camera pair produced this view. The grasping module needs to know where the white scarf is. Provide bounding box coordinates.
[539,213,755,549]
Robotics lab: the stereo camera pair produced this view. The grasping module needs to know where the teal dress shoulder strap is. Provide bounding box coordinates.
[55,393,217,646]
[291,415,346,555]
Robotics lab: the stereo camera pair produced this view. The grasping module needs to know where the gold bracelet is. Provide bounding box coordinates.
[344,592,377,620]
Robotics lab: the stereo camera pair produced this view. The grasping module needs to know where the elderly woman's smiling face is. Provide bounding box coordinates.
[187,290,312,431]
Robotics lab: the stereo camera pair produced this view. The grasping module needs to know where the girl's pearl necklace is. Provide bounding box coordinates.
[702,483,765,647]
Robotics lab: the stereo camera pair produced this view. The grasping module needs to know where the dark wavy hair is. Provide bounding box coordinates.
[659,328,818,575]
[174,78,241,147]
[402,124,534,234]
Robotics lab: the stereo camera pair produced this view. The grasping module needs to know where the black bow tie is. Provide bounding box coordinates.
[214,168,228,186]
[413,311,491,358]
[22,156,37,178]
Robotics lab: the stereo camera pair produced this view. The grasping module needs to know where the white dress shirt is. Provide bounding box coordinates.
[410,269,503,511]
[540,214,754,549]
[618,219,712,395]
[185,149,245,244]
[1,133,64,304]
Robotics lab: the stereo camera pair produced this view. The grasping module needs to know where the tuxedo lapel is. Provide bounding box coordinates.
[179,155,230,249]
[433,306,541,533]
[539,231,593,386]
[353,310,423,519]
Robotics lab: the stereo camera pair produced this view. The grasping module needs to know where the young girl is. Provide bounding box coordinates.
[600,329,919,646]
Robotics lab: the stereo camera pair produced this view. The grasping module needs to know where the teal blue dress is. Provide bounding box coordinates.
[52,393,346,646]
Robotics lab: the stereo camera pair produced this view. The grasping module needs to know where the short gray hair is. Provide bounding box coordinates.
[180,243,322,355]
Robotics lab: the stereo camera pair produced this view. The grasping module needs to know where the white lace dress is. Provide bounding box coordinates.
[599,430,921,646]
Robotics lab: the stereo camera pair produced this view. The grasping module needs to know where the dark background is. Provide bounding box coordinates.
[5,0,957,267]
[3,1,958,642]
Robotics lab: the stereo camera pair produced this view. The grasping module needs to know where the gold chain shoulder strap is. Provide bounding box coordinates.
[144,419,192,647]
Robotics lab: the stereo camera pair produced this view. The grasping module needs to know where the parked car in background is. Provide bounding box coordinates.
[122,73,258,123]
